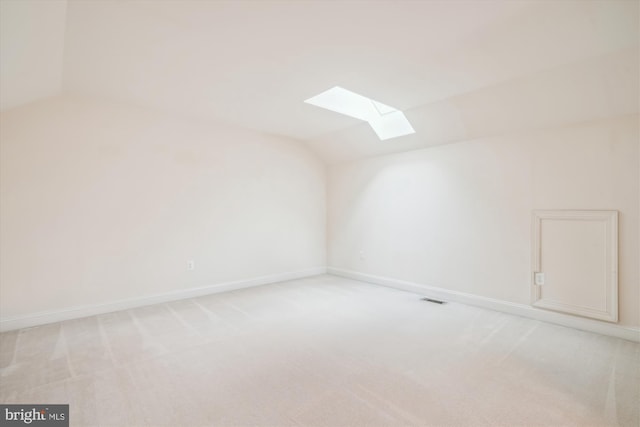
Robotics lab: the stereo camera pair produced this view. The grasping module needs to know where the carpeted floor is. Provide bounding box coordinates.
[1,275,638,426]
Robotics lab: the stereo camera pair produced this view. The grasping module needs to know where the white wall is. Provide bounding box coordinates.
[0,95,326,321]
[328,115,639,328]
[0,0,67,111]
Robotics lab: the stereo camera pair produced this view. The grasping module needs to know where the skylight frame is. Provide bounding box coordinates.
[304,86,415,141]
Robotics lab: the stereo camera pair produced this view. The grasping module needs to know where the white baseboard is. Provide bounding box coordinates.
[5,266,638,343]
[328,267,640,343]
[0,267,327,332]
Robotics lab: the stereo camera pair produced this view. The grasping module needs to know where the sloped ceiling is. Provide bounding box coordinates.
[0,0,67,110]
[2,0,638,163]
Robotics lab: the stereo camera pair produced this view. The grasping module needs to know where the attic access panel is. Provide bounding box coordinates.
[531,210,618,322]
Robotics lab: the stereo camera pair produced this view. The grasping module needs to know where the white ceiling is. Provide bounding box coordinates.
[0,0,67,110]
[2,0,639,163]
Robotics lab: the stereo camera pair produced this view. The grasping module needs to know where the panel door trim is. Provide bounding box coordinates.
[531,210,618,323]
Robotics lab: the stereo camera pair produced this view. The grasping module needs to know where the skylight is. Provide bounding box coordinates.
[304,86,415,140]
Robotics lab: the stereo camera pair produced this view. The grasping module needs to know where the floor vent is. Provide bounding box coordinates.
[422,297,445,304]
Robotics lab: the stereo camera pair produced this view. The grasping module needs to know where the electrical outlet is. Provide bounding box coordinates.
[534,272,545,285]
[187,260,195,271]
[359,250,365,260]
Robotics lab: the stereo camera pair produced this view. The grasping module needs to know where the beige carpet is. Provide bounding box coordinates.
[1,275,638,426]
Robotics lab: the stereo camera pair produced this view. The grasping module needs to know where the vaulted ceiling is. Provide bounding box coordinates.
[2,0,638,163]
